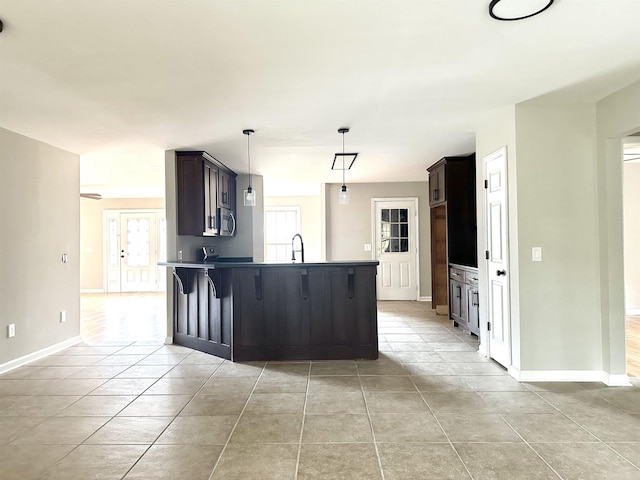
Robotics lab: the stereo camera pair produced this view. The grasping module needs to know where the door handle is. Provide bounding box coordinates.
[229,212,236,236]
[496,269,506,276]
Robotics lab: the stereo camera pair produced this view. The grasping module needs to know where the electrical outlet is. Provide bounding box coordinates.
[178,250,183,261]
[60,311,66,323]
[364,244,372,251]
[8,324,15,338]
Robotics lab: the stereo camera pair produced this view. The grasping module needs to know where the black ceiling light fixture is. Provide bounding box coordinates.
[489,0,554,21]
[242,129,256,207]
[332,127,358,205]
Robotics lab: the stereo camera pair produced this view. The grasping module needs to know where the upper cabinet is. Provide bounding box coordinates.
[428,163,446,206]
[176,151,237,237]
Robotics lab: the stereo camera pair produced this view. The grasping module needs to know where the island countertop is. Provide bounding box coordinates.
[159,260,379,269]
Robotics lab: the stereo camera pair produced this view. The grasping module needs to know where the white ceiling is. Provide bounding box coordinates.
[1,0,640,197]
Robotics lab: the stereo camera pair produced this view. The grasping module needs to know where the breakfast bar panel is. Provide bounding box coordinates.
[161,261,378,361]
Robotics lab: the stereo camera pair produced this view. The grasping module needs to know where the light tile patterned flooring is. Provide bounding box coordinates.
[1,301,640,479]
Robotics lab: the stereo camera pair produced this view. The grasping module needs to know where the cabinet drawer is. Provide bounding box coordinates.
[449,267,465,281]
[465,270,479,286]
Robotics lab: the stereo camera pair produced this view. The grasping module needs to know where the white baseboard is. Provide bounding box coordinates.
[80,289,104,293]
[0,336,83,375]
[419,296,432,302]
[626,308,640,315]
[164,336,173,345]
[509,367,631,386]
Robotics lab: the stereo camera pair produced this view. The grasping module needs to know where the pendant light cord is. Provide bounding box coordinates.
[247,133,252,189]
[342,131,346,186]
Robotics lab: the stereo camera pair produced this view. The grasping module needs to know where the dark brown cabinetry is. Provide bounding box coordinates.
[176,151,237,237]
[427,154,477,319]
[429,163,446,206]
[165,262,379,362]
[172,267,231,359]
[231,265,378,361]
[217,169,235,211]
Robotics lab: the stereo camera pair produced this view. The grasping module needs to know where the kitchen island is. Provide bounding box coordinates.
[160,260,379,361]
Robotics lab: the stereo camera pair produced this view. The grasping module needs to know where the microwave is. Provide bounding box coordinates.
[218,207,236,236]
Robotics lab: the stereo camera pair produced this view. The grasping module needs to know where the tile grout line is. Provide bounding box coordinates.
[207,362,267,480]
[89,350,225,479]
[293,361,312,480]
[358,359,387,480]
[410,374,475,480]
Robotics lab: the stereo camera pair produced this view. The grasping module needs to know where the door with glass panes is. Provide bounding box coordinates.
[105,210,166,292]
[374,199,419,300]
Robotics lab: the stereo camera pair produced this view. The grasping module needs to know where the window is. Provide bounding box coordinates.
[264,207,301,262]
[380,208,409,253]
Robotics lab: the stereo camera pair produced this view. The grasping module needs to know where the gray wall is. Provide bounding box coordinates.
[325,181,431,298]
[475,79,640,381]
[475,106,519,364]
[0,127,80,366]
[514,100,601,372]
[596,79,640,377]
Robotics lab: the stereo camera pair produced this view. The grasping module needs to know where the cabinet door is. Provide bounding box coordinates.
[429,165,446,206]
[218,169,230,209]
[204,162,219,235]
[467,287,480,336]
[449,279,463,322]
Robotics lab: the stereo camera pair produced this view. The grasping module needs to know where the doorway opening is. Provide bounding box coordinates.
[80,200,167,344]
[623,137,640,377]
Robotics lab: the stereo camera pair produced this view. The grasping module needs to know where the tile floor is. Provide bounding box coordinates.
[1,301,639,479]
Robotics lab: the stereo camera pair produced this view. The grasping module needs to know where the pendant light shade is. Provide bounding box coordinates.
[338,184,350,205]
[333,127,358,206]
[242,129,256,207]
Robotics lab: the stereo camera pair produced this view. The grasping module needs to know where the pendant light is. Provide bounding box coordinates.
[331,127,358,205]
[242,129,256,207]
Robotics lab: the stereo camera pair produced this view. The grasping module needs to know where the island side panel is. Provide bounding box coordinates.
[173,268,231,360]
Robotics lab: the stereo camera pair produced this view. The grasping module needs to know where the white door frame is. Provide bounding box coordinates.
[102,209,165,293]
[482,147,512,368]
[370,197,420,301]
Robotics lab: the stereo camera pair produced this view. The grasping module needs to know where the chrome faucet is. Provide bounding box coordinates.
[291,233,305,263]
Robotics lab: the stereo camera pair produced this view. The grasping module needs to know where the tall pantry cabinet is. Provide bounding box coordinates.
[427,153,479,334]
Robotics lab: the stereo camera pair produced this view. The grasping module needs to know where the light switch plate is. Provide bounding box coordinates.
[8,324,15,338]
[532,247,542,262]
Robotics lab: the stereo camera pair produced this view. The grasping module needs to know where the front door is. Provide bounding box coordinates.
[373,199,419,301]
[105,210,165,293]
[484,147,511,368]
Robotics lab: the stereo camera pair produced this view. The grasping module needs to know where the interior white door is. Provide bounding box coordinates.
[484,147,511,368]
[374,199,418,301]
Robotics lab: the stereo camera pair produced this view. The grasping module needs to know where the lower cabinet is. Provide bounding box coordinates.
[449,264,480,336]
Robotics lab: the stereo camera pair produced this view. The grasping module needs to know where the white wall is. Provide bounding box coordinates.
[0,127,81,366]
[325,181,431,298]
[624,161,640,313]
